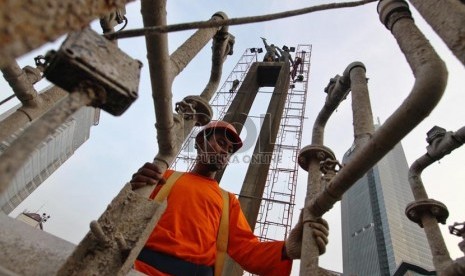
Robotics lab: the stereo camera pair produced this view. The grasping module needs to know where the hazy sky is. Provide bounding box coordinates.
[2,0,465,274]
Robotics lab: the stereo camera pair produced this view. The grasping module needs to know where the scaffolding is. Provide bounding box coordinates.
[255,45,312,241]
[171,44,312,243]
[171,48,258,171]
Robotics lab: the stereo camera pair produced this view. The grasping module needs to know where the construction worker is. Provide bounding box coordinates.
[229,79,240,93]
[131,120,329,276]
[291,57,302,81]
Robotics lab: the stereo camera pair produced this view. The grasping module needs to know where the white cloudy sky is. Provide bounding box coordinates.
[2,0,465,273]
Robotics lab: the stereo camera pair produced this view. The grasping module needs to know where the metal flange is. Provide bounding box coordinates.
[175,95,213,126]
[298,144,336,171]
[377,0,412,30]
[405,199,449,227]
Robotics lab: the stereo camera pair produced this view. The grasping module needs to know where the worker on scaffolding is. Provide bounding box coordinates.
[229,79,240,93]
[131,120,329,276]
[291,56,303,81]
[261,37,280,62]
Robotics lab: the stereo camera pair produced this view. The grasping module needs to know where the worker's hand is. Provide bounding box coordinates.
[284,211,329,259]
[130,162,166,190]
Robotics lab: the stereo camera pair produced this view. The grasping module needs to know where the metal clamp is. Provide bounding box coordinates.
[405,199,449,227]
[298,145,336,171]
[175,95,213,126]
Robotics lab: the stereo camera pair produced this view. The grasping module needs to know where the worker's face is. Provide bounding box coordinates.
[197,131,234,171]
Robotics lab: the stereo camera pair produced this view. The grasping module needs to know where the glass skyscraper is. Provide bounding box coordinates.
[0,106,99,214]
[341,141,434,276]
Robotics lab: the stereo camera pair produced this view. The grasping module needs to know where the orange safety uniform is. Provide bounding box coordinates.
[134,170,292,276]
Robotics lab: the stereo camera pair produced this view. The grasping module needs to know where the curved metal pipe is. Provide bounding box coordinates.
[300,62,372,273]
[408,126,465,272]
[407,0,465,66]
[310,0,448,219]
[169,12,229,80]
[409,126,465,200]
[200,13,233,101]
[311,72,351,145]
[347,63,374,146]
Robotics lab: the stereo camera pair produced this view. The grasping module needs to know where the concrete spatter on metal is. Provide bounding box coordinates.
[407,0,465,67]
[0,0,134,68]
[57,183,167,276]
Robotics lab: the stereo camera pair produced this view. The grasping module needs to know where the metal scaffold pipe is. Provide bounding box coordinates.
[309,0,447,232]
[347,63,374,146]
[199,13,232,101]
[407,126,465,274]
[299,62,372,274]
[407,0,465,67]
[140,0,176,179]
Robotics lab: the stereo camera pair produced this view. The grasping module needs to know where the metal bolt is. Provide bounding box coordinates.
[115,232,129,252]
[408,210,418,220]
[90,220,110,246]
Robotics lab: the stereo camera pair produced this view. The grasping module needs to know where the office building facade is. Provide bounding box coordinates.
[0,106,99,214]
[341,141,434,275]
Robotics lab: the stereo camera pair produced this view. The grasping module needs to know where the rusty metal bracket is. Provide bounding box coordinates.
[175,95,213,126]
[405,199,449,227]
[43,28,142,116]
[298,145,336,172]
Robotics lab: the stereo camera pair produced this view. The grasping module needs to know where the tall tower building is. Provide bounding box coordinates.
[0,105,99,214]
[341,139,435,275]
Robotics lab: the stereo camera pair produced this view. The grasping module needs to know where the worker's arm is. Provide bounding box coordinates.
[130,162,167,190]
[226,194,292,276]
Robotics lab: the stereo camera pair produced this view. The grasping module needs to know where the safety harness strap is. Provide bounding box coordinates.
[215,188,229,276]
[153,171,183,203]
